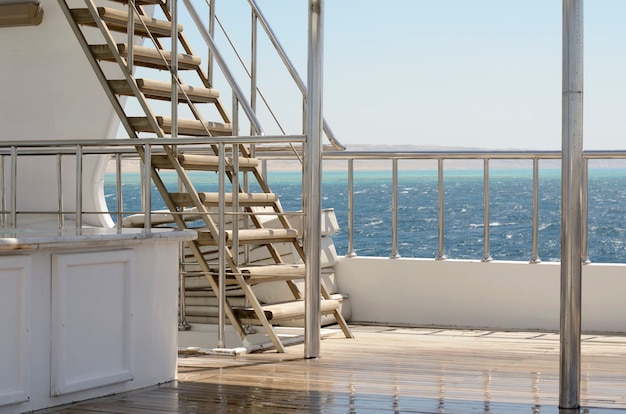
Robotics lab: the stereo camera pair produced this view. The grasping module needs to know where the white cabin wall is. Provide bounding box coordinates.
[336,257,626,333]
[0,1,149,227]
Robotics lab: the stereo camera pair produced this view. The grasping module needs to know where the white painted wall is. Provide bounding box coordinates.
[0,234,184,414]
[336,257,626,333]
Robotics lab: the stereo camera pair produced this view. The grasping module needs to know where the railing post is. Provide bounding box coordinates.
[115,153,123,230]
[530,158,542,263]
[390,158,400,259]
[345,159,357,258]
[10,146,16,228]
[482,159,492,262]
[581,158,590,264]
[217,143,226,348]
[560,0,584,409]
[170,0,178,140]
[57,154,64,229]
[75,145,83,230]
[142,143,151,230]
[436,158,446,260]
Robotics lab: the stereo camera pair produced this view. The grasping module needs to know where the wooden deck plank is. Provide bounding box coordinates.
[42,325,626,413]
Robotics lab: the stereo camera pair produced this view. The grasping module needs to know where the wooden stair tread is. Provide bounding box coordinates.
[239,264,305,277]
[107,0,165,5]
[109,78,220,103]
[234,299,340,324]
[196,228,298,246]
[152,153,258,171]
[71,7,181,37]
[90,43,201,70]
[170,192,278,207]
[129,116,232,136]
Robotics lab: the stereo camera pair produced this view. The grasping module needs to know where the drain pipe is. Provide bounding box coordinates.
[560,0,584,409]
[304,0,324,359]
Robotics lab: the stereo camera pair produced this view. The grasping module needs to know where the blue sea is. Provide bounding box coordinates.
[104,168,626,263]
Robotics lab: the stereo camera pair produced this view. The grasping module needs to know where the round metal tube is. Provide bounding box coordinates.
[217,143,226,348]
[142,144,151,230]
[170,0,178,140]
[346,159,356,257]
[560,0,584,409]
[116,153,123,229]
[304,0,323,359]
[390,158,400,259]
[482,159,492,262]
[57,154,64,228]
[530,158,541,263]
[436,158,446,260]
[582,158,590,263]
[75,145,83,230]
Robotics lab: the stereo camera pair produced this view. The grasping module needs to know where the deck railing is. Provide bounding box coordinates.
[1,140,625,263]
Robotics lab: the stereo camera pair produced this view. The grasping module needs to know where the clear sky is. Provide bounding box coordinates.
[239,1,626,150]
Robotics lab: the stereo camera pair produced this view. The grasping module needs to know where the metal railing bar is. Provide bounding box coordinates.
[530,158,541,264]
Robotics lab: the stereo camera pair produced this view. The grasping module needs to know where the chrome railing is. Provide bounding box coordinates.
[259,149,626,263]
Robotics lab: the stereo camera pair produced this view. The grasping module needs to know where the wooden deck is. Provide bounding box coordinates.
[43,325,626,413]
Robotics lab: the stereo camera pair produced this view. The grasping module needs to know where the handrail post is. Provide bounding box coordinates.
[390,158,400,259]
[75,145,83,230]
[170,0,178,141]
[560,0,584,409]
[581,158,590,264]
[142,143,151,230]
[217,143,226,348]
[57,154,64,229]
[482,159,492,262]
[345,158,357,258]
[10,146,16,228]
[530,158,542,263]
[436,158,446,260]
[115,153,123,230]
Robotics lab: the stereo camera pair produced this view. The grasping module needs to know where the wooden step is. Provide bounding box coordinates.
[234,299,340,325]
[107,0,165,5]
[90,43,201,70]
[238,264,305,283]
[109,78,220,103]
[129,116,232,136]
[71,7,181,37]
[195,228,298,246]
[152,153,258,171]
[170,192,278,208]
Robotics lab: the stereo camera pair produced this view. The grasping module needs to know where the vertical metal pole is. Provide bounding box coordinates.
[346,159,357,257]
[0,156,4,228]
[482,159,492,262]
[250,8,258,136]
[560,0,583,409]
[304,0,324,359]
[143,144,152,230]
[582,158,590,263]
[75,145,83,230]
[217,143,226,348]
[436,158,446,260]
[116,153,123,230]
[57,154,64,228]
[530,158,542,263]
[390,159,400,258]
[10,147,16,228]
[170,0,178,140]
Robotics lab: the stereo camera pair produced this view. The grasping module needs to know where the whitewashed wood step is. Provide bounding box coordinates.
[152,153,258,171]
[239,264,305,283]
[90,43,201,70]
[234,299,340,325]
[71,7,181,37]
[107,0,164,5]
[129,116,232,136]
[170,192,278,207]
[109,78,219,103]
[195,228,298,246]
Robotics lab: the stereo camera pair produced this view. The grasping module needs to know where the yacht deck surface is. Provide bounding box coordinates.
[44,325,626,413]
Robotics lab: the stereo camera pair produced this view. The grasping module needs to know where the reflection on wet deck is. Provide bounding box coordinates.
[45,325,626,413]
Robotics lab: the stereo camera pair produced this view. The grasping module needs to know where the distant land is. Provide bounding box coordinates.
[107,144,626,173]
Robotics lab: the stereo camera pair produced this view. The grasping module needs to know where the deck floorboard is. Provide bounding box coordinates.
[43,325,626,413]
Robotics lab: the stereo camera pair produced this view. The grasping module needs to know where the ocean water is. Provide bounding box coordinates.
[104,168,626,263]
